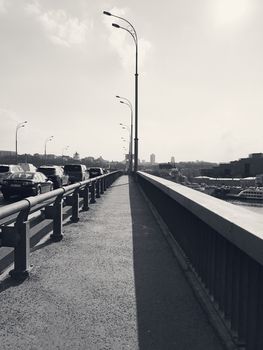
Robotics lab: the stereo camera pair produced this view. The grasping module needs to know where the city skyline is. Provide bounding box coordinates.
[1,0,263,163]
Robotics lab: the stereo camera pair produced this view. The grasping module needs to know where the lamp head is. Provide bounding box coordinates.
[103,11,112,16]
[120,101,124,104]
[112,23,120,28]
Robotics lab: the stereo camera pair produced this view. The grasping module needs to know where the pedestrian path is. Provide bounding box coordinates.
[0,175,224,350]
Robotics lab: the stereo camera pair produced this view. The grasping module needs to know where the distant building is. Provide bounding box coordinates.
[201,153,263,178]
[150,153,156,165]
[171,156,175,163]
[0,150,15,156]
[73,152,80,160]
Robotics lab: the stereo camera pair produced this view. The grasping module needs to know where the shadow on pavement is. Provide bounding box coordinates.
[129,177,181,349]
[128,177,223,350]
[0,276,25,294]
[31,238,54,252]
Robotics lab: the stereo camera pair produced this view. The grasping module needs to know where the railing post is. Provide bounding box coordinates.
[7,206,31,280]
[100,178,104,195]
[96,180,101,198]
[70,188,79,223]
[9,221,30,281]
[104,176,107,191]
[90,181,96,204]
[82,184,90,211]
[50,193,64,242]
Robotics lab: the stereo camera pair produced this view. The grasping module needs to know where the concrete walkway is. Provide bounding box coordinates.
[0,176,224,350]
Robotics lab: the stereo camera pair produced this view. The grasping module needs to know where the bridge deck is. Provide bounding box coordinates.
[0,175,224,350]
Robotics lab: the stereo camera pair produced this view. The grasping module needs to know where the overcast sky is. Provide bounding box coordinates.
[0,0,262,163]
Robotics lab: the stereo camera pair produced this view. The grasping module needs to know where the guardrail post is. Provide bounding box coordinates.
[90,181,96,204]
[70,188,79,223]
[96,180,101,198]
[9,207,31,280]
[104,176,107,191]
[100,178,104,195]
[50,194,64,242]
[82,184,90,211]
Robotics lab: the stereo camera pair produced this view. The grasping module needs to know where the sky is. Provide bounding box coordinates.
[0,0,263,163]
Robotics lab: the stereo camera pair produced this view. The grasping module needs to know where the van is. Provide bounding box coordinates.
[63,164,89,184]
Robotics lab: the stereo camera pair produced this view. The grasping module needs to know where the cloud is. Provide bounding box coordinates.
[0,108,19,123]
[212,0,253,28]
[103,7,152,69]
[0,0,7,13]
[25,0,92,48]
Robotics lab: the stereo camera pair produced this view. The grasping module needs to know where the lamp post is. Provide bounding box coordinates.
[116,95,133,173]
[104,11,139,173]
[16,121,27,164]
[44,136,54,164]
[62,145,69,164]
[120,122,132,172]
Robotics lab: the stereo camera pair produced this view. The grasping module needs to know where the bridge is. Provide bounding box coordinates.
[0,171,262,349]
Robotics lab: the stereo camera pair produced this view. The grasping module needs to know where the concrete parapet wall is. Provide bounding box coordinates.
[138,171,263,350]
[138,171,263,266]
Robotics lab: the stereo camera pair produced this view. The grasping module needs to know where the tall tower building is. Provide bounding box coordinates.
[171,156,175,163]
[150,153,156,165]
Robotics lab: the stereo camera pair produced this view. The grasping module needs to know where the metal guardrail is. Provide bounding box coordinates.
[138,171,263,350]
[0,171,122,280]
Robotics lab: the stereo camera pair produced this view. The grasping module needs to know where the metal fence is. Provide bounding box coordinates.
[138,171,263,350]
[0,171,122,281]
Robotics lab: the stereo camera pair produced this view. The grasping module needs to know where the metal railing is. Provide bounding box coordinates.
[0,171,122,280]
[138,171,263,350]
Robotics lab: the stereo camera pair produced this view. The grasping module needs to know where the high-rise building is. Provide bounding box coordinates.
[171,156,175,163]
[150,153,156,165]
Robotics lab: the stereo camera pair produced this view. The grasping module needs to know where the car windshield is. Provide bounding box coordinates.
[89,168,100,173]
[0,166,10,173]
[9,172,34,180]
[64,165,81,171]
[38,167,56,176]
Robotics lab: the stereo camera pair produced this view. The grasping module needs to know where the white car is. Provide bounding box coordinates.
[0,164,23,185]
[18,163,37,172]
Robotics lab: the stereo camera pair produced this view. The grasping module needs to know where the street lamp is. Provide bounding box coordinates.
[62,145,69,164]
[104,11,139,173]
[62,145,69,157]
[16,121,27,164]
[116,95,133,173]
[44,136,54,164]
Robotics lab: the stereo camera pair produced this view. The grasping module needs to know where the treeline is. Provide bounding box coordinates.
[0,153,125,170]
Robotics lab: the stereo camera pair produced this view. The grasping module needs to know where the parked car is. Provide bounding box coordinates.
[63,164,89,184]
[88,167,104,178]
[37,165,69,189]
[0,164,23,186]
[1,172,53,200]
[18,163,37,172]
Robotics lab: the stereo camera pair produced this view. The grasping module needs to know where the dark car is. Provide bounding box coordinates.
[64,164,89,184]
[37,165,69,189]
[88,167,104,178]
[1,172,53,200]
[0,164,23,186]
